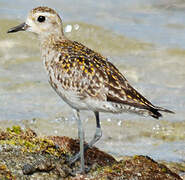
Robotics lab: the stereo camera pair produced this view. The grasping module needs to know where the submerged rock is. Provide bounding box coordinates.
[0,126,183,179]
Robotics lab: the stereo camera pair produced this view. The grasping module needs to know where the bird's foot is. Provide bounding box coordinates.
[66,153,91,175]
[67,152,81,166]
[69,166,90,176]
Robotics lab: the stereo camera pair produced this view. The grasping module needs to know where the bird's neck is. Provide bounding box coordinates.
[40,33,66,49]
[40,34,67,71]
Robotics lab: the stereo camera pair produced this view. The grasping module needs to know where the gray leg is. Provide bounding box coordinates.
[70,109,85,173]
[68,111,102,166]
[86,112,102,148]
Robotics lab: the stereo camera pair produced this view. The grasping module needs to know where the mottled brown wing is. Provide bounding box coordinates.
[103,60,155,110]
[73,40,155,110]
[52,41,108,101]
[51,40,173,118]
[55,40,154,110]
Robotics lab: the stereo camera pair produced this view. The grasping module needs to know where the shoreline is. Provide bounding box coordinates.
[0,126,184,179]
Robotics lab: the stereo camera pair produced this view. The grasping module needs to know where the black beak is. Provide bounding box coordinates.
[7,22,29,33]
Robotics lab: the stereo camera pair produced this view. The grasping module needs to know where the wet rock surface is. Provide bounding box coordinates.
[0,126,183,179]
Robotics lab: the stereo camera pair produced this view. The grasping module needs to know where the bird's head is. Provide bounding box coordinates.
[7,7,64,38]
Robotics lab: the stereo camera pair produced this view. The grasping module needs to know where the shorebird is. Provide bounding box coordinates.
[7,7,174,173]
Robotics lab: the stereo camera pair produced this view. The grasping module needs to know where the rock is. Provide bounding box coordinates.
[0,126,183,179]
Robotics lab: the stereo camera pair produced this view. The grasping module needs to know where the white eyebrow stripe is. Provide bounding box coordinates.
[35,12,56,17]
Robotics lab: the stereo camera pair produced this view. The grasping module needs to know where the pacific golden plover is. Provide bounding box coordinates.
[7,7,174,173]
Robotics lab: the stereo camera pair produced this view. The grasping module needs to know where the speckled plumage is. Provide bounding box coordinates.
[42,36,172,118]
[7,6,174,173]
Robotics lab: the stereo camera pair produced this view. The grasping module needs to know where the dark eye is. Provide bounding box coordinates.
[37,16,45,23]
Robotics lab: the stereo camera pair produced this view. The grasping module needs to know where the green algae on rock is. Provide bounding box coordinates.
[0,164,16,180]
[0,126,183,179]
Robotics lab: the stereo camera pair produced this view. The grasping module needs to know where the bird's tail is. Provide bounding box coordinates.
[149,106,174,119]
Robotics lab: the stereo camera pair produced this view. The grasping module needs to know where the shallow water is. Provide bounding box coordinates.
[0,0,185,162]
